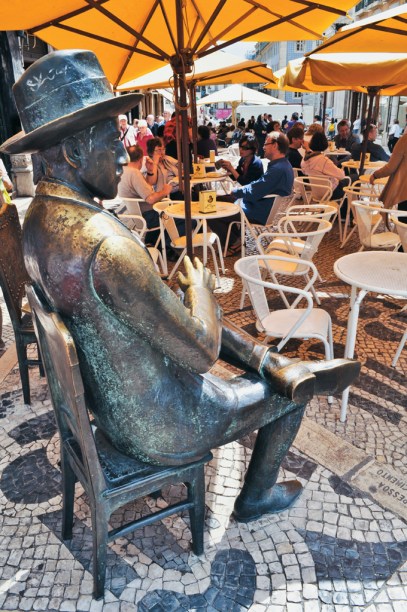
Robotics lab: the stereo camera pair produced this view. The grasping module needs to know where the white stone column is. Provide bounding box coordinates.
[10,154,35,197]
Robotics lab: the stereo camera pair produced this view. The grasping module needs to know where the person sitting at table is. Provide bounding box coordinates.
[287,125,305,172]
[334,119,359,153]
[144,137,180,196]
[331,119,356,178]
[197,125,217,158]
[117,145,172,243]
[210,132,293,255]
[218,134,263,186]
[301,132,347,200]
[351,124,390,163]
[303,122,324,147]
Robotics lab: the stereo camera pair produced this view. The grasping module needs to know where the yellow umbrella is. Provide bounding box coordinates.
[283,53,407,94]
[117,50,277,91]
[1,0,357,256]
[305,4,407,55]
[270,65,345,93]
[2,1,356,87]
[280,52,407,171]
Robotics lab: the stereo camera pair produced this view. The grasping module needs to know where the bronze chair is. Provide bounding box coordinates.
[0,202,42,403]
[26,284,210,599]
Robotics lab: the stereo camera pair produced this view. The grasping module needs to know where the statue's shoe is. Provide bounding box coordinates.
[303,358,361,395]
[270,358,360,404]
[233,480,303,523]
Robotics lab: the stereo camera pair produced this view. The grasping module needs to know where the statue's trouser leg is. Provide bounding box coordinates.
[233,405,305,522]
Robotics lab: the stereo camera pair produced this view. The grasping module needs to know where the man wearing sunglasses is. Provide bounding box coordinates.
[212,132,293,255]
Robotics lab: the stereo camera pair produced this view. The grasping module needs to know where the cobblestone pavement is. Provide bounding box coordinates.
[0,198,406,611]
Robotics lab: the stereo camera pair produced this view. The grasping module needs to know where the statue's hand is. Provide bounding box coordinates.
[178,256,216,293]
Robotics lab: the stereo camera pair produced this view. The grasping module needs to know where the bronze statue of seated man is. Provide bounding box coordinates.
[1,50,360,523]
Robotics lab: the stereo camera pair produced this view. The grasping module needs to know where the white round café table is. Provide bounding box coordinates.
[341,160,385,173]
[171,171,232,187]
[324,149,350,157]
[153,200,244,282]
[334,251,407,422]
[358,174,388,185]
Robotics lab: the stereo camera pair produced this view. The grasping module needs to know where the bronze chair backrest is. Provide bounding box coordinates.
[26,284,107,497]
[0,203,30,329]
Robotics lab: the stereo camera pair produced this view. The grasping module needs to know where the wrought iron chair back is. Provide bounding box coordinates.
[0,202,42,403]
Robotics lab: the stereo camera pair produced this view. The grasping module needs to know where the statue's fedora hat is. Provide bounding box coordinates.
[1,49,142,154]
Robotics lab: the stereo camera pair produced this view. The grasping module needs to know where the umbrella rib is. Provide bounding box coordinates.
[51,23,163,61]
[191,0,228,54]
[29,0,110,33]
[308,24,407,57]
[197,64,272,84]
[394,15,407,25]
[186,14,202,49]
[369,23,407,37]
[198,7,257,54]
[114,0,162,88]
[83,0,171,60]
[158,0,178,54]
[286,0,347,18]
[247,67,277,84]
[239,0,346,39]
[306,29,353,55]
[199,6,315,56]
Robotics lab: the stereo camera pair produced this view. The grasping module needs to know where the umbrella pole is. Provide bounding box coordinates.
[189,82,198,161]
[232,101,238,125]
[322,91,327,131]
[360,87,378,175]
[173,0,194,258]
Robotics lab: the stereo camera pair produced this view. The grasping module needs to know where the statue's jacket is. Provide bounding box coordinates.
[23,180,295,465]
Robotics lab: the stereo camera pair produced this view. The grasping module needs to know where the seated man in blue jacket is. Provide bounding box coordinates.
[351,124,390,163]
[210,132,293,254]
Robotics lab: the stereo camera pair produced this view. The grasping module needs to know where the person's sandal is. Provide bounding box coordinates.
[226,243,242,257]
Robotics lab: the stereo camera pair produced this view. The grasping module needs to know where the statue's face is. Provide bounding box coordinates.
[79,118,128,200]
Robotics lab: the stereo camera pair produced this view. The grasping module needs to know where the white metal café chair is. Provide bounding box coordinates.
[117,197,162,244]
[351,200,401,252]
[251,216,332,309]
[390,211,407,251]
[158,207,225,284]
[235,254,335,403]
[223,194,295,257]
[341,182,383,248]
[285,203,338,223]
[294,175,350,241]
[238,216,332,311]
[118,213,165,275]
[389,212,407,367]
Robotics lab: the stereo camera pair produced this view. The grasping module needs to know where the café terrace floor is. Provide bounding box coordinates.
[0,197,406,612]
